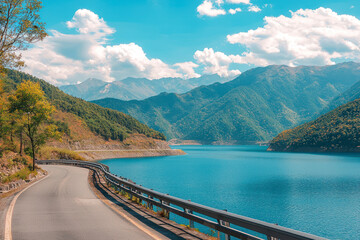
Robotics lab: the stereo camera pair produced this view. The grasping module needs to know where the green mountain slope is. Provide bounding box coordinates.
[326,80,360,111]
[2,69,165,141]
[268,98,360,152]
[93,62,360,144]
[60,75,233,101]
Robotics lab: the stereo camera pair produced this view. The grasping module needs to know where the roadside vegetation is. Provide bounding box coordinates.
[38,147,85,161]
[0,152,39,184]
[0,0,50,184]
[0,80,61,184]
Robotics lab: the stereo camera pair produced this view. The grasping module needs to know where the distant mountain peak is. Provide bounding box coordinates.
[60,74,233,101]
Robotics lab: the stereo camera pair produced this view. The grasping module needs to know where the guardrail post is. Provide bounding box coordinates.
[138,186,143,204]
[217,210,230,240]
[147,193,153,210]
[160,199,170,219]
[185,200,194,228]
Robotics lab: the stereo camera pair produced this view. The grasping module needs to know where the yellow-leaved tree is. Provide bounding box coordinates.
[0,0,47,69]
[8,80,60,170]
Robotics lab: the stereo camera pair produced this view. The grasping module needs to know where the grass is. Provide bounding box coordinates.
[1,166,37,183]
[39,147,85,161]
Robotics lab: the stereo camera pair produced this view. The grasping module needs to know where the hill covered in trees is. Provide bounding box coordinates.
[93,62,360,144]
[3,69,165,141]
[268,98,360,152]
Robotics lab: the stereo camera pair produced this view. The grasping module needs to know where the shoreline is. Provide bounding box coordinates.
[76,148,186,161]
[168,139,270,146]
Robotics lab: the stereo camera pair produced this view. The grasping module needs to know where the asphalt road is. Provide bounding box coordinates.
[12,165,154,240]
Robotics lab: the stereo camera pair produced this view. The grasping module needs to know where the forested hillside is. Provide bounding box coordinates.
[93,62,360,144]
[2,69,165,141]
[268,98,360,152]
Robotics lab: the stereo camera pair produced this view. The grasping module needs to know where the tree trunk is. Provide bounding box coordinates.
[30,137,35,171]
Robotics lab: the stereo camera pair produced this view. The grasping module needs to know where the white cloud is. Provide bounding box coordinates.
[194,48,241,77]
[197,0,226,17]
[226,0,250,4]
[66,9,115,36]
[197,0,257,17]
[229,8,242,15]
[21,9,194,85]
[248,5,261,12]
[227,7,360,66]
[174,62,201,79]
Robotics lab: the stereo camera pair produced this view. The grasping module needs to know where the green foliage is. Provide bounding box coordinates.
[0,79,8,138]
[269,98,360,152]
[93,62,360,143]
[8,80,59,168]
[2,69,166,141]
[1,166,36,183]
[49,120,70,136]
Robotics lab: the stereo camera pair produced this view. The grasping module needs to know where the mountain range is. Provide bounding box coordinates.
[59,74,234,101]
[92,62,360,144]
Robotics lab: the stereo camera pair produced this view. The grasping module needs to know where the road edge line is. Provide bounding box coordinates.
[90,171,164,240]
[4,173,49,240]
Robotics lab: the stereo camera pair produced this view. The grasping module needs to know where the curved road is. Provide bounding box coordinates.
[12,165,154,240]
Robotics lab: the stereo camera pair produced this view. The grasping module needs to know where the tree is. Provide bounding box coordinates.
[0,0,47,69]
[0,79,7,139]
[8,80,59,170]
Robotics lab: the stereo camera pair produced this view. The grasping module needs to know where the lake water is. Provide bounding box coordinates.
[100,145,360,240]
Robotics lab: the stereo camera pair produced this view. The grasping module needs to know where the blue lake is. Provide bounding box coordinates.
[100,145,360,239]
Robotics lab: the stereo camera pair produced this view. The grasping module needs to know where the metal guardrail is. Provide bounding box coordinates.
[38,159,328,240]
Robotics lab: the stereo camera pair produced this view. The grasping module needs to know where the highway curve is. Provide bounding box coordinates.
[11,165,154,240]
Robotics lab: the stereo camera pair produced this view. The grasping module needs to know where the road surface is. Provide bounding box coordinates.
[11,165,154,240]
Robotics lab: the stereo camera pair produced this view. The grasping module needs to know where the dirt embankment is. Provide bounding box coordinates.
[46,135,185,161]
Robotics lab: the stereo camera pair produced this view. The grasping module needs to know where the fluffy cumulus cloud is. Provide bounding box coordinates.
[197,0,259,17]
[21,9,188,85]
[227,7,360,66]
[66,9,115,36]
[197,0,226,17]
[194,48,241,77]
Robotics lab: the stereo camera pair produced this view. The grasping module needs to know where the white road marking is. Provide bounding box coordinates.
[4,174,49,240]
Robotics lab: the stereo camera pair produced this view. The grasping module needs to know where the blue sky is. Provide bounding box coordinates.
[21,0,360,85]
